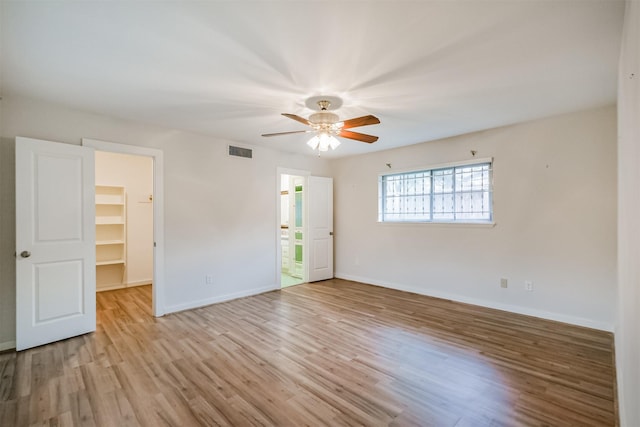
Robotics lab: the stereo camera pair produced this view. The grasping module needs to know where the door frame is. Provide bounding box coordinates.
[83,139,165,316]
[276,167,309,287]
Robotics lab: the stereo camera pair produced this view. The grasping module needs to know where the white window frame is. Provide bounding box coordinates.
[378,158,494,225]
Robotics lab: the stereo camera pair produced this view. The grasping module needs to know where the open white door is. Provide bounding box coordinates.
[308,176,333,282]
[16,137,96,351]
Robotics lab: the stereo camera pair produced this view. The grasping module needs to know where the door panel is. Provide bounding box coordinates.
[35,261,84,322]
[308,176,333,282]
[36,154,84,241]
[16,137,96,351]
[312,240,329,270]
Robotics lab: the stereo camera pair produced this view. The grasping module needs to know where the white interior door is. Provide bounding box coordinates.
[308,176,333,282]
[16,137,96,351]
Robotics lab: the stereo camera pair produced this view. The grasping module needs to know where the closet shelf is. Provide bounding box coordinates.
[96,259,125,266]
[96,240,125,246]
[96,219,125,225]
[96,185,127,291]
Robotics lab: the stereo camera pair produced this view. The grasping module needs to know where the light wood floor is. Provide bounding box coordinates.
[0,279,616,426]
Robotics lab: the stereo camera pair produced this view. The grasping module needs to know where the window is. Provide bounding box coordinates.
[378,161,493,223]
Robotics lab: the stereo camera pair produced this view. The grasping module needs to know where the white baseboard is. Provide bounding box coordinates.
[126,280,152,288]
[0,340,16,352]
[96,280,152,293]
[96,284,126,292]
[164,284,280,314]
[335,272,613,332]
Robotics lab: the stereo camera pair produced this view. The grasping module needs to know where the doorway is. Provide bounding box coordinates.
[280,173,306,288]
[83,138,165,317]
[94,151,154,307]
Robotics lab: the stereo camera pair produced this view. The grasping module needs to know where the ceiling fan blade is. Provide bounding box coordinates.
[282,113,311,126]
[341,115,380,129]
[262,130,311,137]
[339,130,378,143]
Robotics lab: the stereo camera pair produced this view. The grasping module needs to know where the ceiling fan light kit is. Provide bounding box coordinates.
[307,133,341,152]
[262,96,380,153]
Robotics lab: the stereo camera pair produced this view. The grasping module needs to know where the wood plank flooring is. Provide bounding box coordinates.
[0,279,616,426]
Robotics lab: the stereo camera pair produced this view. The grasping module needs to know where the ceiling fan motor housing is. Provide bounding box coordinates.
[309,111,343,134]
[309,111,339,125]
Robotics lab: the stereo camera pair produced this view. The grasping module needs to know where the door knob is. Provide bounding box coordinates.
[20,251,31,258]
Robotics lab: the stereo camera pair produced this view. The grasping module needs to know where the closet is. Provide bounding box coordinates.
[95,151,153,292]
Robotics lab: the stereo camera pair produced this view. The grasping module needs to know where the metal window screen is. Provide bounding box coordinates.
[379,163,492,222]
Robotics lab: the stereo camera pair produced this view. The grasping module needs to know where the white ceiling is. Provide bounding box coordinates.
[1,1,625,158]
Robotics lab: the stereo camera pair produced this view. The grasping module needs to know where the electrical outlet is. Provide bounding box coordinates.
[205,275,213,285]
[525,280,533,291]
[500,278,508,288]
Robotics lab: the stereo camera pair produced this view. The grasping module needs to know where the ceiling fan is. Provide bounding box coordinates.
[262,96,380,152]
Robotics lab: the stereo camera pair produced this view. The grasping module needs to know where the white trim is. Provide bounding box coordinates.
[0,341,16,352]
[95,280,152,293]
[335,272,613,332]
[82,138,166,316]
[165,285,279,314]
[376,220,496,228]
[378,157,493,177]
[614,329,627,426]
[277,168,311,177]
[96,284,127,293]
[126,279,152,287]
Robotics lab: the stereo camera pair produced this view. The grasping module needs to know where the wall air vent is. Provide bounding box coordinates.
[228,145,253,159]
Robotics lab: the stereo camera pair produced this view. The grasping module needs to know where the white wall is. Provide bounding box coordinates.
[0,94,331,349]
[332,106,617,330]
[95,151,153,286]
[616,1,640,425]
